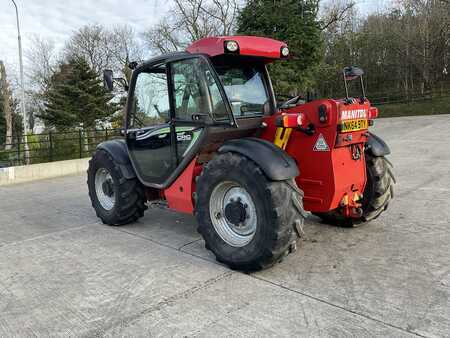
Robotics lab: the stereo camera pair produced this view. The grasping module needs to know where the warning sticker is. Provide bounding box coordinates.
[313,134,330,151]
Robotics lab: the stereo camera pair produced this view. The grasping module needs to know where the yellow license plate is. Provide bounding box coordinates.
[340,119,368,133]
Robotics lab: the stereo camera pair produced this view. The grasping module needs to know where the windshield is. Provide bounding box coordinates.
[213,64,269,117]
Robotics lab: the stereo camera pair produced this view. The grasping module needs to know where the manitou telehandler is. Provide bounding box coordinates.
[88,36,395,271]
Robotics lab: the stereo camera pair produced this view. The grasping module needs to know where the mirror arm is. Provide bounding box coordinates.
[114,77,129,91]
[359,76,366,103]
[343,69,350,102]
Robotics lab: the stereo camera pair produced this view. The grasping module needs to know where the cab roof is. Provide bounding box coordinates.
[186,36,288,61]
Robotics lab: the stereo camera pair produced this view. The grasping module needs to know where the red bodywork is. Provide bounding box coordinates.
[163,36,374,218]
[186,36,287,60]
[164,158,202,214]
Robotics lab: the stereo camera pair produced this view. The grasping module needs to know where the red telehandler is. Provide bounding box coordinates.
[88,36,395,271]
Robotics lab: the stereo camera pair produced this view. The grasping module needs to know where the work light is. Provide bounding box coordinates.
[281,46,289,57]
[225,40,239,53]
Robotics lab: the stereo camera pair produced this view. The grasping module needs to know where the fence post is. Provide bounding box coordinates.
[79,130,83,158]
[17,135,21,166]
[105,128,108,141]
[49,132,53,162]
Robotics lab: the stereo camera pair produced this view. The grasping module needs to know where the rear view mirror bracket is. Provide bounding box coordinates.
[342,66,366,104]
[103,69,129,92]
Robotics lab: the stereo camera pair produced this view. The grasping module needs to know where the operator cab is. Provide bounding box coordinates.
[104,36,288,189]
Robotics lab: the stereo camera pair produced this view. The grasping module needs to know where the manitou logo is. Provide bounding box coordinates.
[341,109,367,120]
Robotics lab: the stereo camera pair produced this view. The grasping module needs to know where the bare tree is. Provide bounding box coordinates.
[25,36,59,131]
[0,61,13,150]
[110,25,144,83]
[202,0,239,36]
[385,0,450,93]
[65,24,115,76]
[143,19,184,53]
[143,0,239,53]
[319,0,356,32]
[26,35,57,91]
[65,24,144,82]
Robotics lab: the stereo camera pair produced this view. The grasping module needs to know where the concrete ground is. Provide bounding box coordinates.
[0,115,449,337]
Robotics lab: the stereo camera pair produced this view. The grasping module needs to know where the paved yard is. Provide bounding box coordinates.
[0,115,449,337]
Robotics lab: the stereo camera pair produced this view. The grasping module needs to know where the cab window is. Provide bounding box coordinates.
[213,65,269,117]
[171,58,230,122]
[130,65,170,128]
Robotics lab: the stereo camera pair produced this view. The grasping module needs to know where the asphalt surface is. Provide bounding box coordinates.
[0,115,449,337]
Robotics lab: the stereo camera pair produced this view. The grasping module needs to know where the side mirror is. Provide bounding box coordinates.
[342,66,366,103]
[343,66,364,81]
[263,101,272,115]
[103,69,114,92]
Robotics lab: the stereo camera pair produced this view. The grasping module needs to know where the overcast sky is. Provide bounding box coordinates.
[0,0,169,76]
[0,0,391,80]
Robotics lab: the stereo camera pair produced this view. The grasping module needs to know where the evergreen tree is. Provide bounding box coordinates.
[40,57,118,130]
[237,0,322,96]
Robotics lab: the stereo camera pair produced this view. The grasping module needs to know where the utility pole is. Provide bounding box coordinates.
[11,0,29,164]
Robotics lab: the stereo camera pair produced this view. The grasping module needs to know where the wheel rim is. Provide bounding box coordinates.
[209,181,257,247]
[95,168,115,211]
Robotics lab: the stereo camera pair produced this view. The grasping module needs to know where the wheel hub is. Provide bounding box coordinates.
[209,181,257,247]
[224,198,247,226]
[94,168,115,211]
[102,179,114,197]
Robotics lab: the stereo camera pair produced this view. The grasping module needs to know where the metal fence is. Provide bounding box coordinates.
[0,129,122,168]
[369,88,450,106]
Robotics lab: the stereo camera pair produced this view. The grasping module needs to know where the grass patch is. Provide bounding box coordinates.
[376,96,450,118]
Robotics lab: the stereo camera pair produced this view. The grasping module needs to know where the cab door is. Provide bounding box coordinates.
[126,55,233,188]
[126,63,174,186]
[170,57,232,165]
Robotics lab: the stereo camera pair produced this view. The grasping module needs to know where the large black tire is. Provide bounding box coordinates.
[315,153,395,227]
[87,149,147,225]
[195,152,306,272]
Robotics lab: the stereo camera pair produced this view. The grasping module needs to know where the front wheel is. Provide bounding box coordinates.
[87,149,147,225]
[195,152,306,272]
[315,153,395,227]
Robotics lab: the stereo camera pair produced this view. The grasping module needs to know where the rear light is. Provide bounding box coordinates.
[318,104,328,123]
[368,107,378,119]
[224,40,239,53]
[275,113,306,128]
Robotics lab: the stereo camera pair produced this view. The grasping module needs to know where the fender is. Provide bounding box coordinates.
[366,132,391,157]
[218,137,299,181]
[97,139,137,179]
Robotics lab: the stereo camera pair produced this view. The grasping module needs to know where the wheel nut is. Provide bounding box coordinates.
[243,203,248,208]
[215,212,222,219]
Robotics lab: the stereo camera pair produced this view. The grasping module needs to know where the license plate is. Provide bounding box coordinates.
[340,119,368,133]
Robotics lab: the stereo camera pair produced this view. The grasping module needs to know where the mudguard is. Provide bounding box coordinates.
[366,132,391,157]
[218,137,299,181]
[96,139,136,179]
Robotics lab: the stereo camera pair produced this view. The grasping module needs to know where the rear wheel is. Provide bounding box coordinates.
[195,152,306,272]
[87,149,147,225]
[315,153,395,227]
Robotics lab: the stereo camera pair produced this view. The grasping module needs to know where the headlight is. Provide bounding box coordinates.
[225,40,239,53]
[281,46,289,57]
